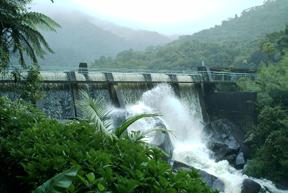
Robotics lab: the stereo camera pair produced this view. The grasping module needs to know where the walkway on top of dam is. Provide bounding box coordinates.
[0,66,256,84]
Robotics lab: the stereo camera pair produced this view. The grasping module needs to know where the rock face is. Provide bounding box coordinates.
[276,181,288,190]
[205,119,247,168]
[173,161,225,192]
[241,179,261,193]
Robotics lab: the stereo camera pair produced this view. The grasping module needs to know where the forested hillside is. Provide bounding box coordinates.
[92,0,288,70]
[237,26,288,188]
[39,11,171,69]
[188,0,288,43]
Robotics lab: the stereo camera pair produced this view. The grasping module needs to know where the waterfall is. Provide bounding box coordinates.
[116,83,150,105]
[89,83,112,105]
[121,84,285,193]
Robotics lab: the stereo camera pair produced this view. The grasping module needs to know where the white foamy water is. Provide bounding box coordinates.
[122,84,286,193]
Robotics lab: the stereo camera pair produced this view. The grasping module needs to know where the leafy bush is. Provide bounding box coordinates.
[244,129,288,183]
[243,101,288,184]
[0,97,46,192]
[0,97,216,193]
[0,96,45,138]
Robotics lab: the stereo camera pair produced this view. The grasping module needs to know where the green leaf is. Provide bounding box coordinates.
[33,166,79,193]
[77,174,89,187]
[97,183,106,191]
[86,172,96,183]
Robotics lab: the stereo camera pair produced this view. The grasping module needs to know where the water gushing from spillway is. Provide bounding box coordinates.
[121,84,285,193]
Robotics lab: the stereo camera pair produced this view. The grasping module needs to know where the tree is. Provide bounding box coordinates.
[0,0,59,71]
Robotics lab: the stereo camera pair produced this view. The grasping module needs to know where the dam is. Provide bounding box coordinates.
[0,66,256,120]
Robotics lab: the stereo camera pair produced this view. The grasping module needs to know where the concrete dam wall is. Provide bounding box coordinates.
[0,71,256,123]
[0,71,203,119]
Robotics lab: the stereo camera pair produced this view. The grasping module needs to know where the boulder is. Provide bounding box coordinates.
[173,161,225,192]
[156,132,173,157]
[209,142,238,162]
[235,152,245,169]
[198,170,225,192]
[206,119,248,168]
[241,179,261,193]
[276,181,288,190]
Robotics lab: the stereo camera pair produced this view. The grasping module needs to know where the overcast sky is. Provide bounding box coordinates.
[33,0,265,35]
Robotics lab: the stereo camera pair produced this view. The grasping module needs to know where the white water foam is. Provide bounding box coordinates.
[123,84,286,193]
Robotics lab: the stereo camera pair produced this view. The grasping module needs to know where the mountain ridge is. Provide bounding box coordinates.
[39,10,172,69]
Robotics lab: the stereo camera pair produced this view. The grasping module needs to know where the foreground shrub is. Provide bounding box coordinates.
[0,97,46,192]
[244,129,288,184]
[0,97,216,193]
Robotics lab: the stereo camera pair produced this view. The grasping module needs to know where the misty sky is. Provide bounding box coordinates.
[33,0,265,35]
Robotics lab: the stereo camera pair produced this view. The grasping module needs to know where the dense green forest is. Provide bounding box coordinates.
[237,27,288,186]
[187,0,288,43]
[92,0,288,70]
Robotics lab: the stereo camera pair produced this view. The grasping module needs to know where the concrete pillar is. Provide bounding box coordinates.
[196,83,210,123]
[66,71,78,118]
[168,74,180,97]
[104,72,125,108]
[143,73,153,89]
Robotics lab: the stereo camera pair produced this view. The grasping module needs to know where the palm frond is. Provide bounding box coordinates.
[128,127,169,143]
[18,23,54,53]
[21,12,61,31]
[141,127,170,136]
[114,113,158,138]
[77,90,112,132]
[128,130,146,143]
[0,0,59,69]
[77,91,161,143]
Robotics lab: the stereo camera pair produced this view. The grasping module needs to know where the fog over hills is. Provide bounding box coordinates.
[40,10,172,69]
